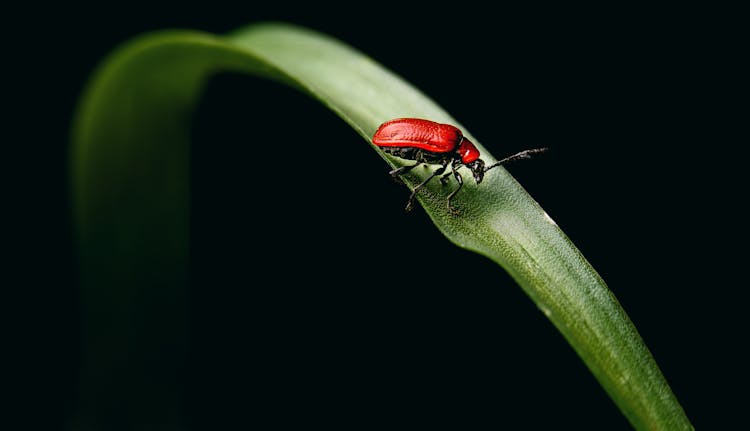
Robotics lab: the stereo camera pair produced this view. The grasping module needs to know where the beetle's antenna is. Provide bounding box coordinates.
[484,147,549,172]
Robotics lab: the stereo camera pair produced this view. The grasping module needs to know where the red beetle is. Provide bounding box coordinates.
[373,118,547,211]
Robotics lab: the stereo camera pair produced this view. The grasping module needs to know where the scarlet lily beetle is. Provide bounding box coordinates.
[372,118,548,211]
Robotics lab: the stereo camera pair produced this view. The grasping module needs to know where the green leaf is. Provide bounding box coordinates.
[72,22,692,429]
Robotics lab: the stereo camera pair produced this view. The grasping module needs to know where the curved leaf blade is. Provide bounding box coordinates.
[72,22,692,430]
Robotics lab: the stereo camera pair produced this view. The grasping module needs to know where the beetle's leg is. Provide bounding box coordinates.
[441,158,463,185]
[439,171,453,185]
[388,162,421,177]
[446,165,464,211]
[389,149,432,177]
[405,164,447,212]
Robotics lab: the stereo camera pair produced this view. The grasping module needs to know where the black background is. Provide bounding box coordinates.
[12,2,744,430]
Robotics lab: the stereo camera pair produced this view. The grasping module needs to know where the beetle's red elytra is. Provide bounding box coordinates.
[372,118,547,211]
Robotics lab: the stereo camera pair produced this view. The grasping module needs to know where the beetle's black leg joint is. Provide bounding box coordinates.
[446,165,464,212]
[440,171,453,185]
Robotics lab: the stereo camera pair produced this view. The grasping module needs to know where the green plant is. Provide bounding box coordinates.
[71,22,692,429]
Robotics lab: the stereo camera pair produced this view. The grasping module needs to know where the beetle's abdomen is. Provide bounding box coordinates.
[380,146,449,164]
[373,118,462,153]
[379,146,419,160]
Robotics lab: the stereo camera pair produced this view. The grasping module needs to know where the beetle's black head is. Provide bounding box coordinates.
[467,159,486,184]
